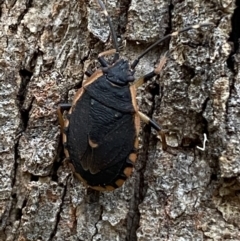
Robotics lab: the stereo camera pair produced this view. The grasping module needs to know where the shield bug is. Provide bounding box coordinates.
[58,0,213,191]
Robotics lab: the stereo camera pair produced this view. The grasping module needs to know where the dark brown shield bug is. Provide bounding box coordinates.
[58,0,213,191]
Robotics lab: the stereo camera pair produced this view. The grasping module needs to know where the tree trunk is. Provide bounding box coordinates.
[0,0,238,240]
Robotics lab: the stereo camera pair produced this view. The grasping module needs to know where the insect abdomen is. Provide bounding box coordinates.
[65,85,138,190]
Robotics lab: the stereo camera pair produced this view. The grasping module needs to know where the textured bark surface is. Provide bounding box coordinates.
[0,0,238,240]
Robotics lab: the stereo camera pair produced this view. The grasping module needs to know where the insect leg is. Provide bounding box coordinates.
[57,104,71,133]
[134,53,168,88]
[85,70,93,77]
[98,49,117,67]
[86,49,116,76]
[138,111,167,150]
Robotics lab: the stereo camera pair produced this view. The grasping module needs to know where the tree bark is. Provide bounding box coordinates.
[0,0,238,240]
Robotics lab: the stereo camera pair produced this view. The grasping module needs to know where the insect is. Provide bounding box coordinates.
[58,0,213,191]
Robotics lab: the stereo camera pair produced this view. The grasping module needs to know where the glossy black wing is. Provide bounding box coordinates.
[67,91,136,175]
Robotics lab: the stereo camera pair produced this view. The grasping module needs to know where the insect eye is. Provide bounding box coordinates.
[102,67,108,73]
[127,76,135,82]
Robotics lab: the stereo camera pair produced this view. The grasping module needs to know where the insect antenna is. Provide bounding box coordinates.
[131,23,214,69]
[97,0,119,62]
